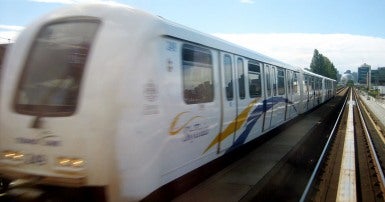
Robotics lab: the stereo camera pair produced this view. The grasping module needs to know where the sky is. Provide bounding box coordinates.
[1,0,385,74]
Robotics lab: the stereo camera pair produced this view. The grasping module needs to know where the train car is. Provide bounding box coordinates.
[298,69,326,113]
[322,77,335,102]
[0,3,334,201]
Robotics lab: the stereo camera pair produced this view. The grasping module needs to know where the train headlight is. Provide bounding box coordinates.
[1,150,24,164]
[55,157,85,171]
[57,157,72,167]
[71,159,84,168]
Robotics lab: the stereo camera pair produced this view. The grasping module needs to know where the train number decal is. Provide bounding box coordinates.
[24,154,47,165]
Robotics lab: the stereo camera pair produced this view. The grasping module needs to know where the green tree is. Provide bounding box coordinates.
[309,49,337,80]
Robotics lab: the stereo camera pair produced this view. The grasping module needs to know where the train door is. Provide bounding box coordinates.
[217,53,237,152]
[263,64,273,131]
[244,60,264,141]
[232,57,251,143]
[270,67,286,127]
[214,55,251,153]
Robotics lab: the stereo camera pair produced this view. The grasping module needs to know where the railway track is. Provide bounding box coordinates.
[302,88,385,201]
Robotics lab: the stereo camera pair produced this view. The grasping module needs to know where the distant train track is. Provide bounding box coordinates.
[302,88,385,201]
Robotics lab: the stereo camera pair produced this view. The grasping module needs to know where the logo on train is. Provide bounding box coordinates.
[169,111,210,142]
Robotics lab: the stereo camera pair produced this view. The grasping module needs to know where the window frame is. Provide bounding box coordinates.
[237,57,246,100]
[248,60,262,98]
[13,17,100,117]
[182,43,214,105]
[277,67,285,95]
[224,54,233,101]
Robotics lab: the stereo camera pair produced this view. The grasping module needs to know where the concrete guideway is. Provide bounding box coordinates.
[336,89,357,202]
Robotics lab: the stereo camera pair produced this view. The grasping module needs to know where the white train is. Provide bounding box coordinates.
[0,3,336,201]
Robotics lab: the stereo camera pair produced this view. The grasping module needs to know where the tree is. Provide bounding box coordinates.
[309,49,337,80]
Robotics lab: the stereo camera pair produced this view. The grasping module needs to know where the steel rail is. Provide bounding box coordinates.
[336,88,356,201]
[299,88,349,202]
[354,89,385,195]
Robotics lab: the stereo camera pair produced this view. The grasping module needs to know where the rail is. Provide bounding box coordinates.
[301,88,385,201]
[354,89,385,195]
[336,88,356,201]
[299,88,349,202]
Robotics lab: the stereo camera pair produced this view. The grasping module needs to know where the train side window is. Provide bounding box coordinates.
[237,58,245,99]
[316,78,321,90]
[310,76,316,92]
[293,72,298,94]
[272,66,277,96]
[304,75,309,94]
[309,76,313,91]
[287,70,292,94]
[224,55,233,101]
[182,44,214,104]
[310,76,314,92]
[277,67,285,95]
[265,65,271,96]
[248,61,261,98]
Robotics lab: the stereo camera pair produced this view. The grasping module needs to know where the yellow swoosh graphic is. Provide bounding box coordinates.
[169,111,202,135]
[203,99,258,154]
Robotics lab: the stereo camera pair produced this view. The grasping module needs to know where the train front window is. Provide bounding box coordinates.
[14,19,100,116]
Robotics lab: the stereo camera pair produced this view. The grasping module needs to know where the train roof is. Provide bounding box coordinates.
[159,17,295,70]
[301,69,336,81]
[17,3,338,81]
[157,12,301,71]
[30,3,299,71]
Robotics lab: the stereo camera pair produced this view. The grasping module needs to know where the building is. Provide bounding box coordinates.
[372,67,385,86]
[358,63,371,85]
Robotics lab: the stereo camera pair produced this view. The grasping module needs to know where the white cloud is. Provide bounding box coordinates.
[30,0,76,3]
[213,33,385,73]
[29,0,123,5]
[0,25,24,31]
[240,0,255,4]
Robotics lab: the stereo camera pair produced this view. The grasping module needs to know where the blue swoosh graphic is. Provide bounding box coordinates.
[226,96,292,153]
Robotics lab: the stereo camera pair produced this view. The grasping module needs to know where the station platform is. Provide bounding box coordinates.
[173,94,343,202]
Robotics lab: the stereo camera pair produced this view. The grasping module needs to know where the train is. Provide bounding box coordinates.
[0,3,336,201]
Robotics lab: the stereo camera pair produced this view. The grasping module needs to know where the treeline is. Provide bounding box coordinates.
[309,49,337,80]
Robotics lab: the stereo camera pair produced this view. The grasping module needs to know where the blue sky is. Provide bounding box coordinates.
[1,0,385,74]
